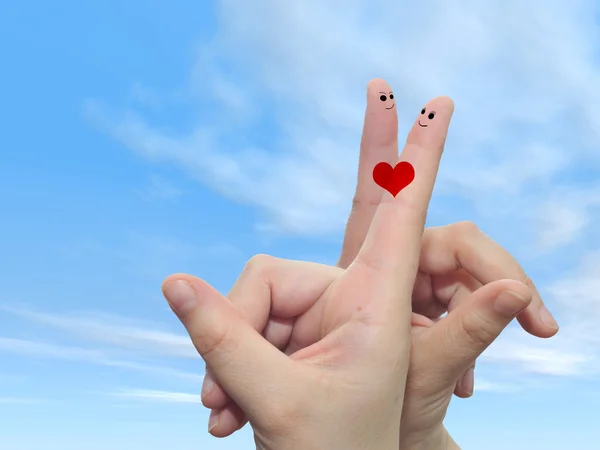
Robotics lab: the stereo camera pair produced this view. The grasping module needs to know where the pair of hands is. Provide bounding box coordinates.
[162,79,559,450]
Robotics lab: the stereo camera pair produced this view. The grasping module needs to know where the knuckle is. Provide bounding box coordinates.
[351,195,381,210]
[259,400,304,436]
[458,310,497,347]
[393,194,427,223]
[452,220,480,236]
[191,318,238,364]
[243,254,276,276]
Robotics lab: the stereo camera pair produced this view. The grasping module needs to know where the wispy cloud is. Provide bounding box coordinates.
[110,389,201,404]
[482,339,593,376]
[1,307,197,359]
[83,0,600,387]
[477,251,600,378]
[0,337,202,382]
[473,379,516,394]
[87,0,600,243]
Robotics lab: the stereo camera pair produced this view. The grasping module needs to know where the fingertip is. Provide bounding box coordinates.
[201,382,231,410]
[367,77,389,88]
[207,406,247,438]
[492,280,532,318]
[453,385,474,399]
[498,279,533,300]
[366,78,394,98]
[434,95,454,110]
[161,273,197,293]
[539,304,560,332]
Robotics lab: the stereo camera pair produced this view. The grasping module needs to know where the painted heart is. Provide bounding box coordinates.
[372,161,415,197]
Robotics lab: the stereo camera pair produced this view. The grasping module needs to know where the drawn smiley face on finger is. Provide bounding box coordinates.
[379,91,395,110]
[418,106,436,127]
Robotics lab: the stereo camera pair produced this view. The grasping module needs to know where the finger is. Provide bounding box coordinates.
[206,404,248,438]
[162,274,297,420]
[227,255,339,344]
[414,268,481,319]
[419,222,559,337]
[454,363,475,398]
[351,97,454,319]
[415,279,478,398]
[418,279,532,380]
[338,78,399,269]
[201,256,339,412]
[202,369,250,437]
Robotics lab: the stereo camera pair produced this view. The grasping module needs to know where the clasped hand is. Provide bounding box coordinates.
[162,80,558,450]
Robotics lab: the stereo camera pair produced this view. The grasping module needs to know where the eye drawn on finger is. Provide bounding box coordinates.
[418,106,437,127]
[406,97,454,151]
[379,91,395,110]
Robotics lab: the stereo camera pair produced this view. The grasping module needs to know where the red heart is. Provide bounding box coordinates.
[372,161,415,197]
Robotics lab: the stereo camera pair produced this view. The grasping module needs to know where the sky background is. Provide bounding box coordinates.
[1,1,600,449]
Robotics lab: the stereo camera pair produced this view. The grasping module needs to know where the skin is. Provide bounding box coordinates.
[339,79,558,398]
[417,106,436,127]
[163,92,458,450]
[176,79,559,447]
[380,91,396,110]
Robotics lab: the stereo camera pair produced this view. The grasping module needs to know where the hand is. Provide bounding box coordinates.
[337,79,559,447]
[199,79,557,448]
[163,93,455,449]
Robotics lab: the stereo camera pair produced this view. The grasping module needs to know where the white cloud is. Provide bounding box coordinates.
[81,1,600,387]
[532,202,590,252]
[482,339,592,376]
[0,337,202,382]
[110,389,201,404]
[87,0,600,242]
[526,187,600,252]
[1,307,197,358]
[545,251,600,337]
[476,250,600,378]
[472,379,515,393]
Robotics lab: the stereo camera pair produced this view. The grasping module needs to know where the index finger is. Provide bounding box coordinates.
[338,78,399,268]
[419,223,559,336]
[353,97,455,292]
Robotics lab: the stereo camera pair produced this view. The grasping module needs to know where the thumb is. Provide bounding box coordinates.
[162,274,297,419]
[419,279,532,381]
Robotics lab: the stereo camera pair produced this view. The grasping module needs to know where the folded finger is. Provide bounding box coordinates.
[417,279,532,381]
[419,222,559,337]
[201,258,338,420]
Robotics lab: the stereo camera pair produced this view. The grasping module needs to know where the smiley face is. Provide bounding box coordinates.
[417,106,436,127]
[379,91,395,110]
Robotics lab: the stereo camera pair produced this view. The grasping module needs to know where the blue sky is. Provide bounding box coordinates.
[1,1,600,449]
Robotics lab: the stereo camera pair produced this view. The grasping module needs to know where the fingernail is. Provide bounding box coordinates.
[208,409,220,433]
[540,305,559,330]
[461,367,474,396]
[163,280,197,316]
[201,372,215,401]
[493,290,529,317]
